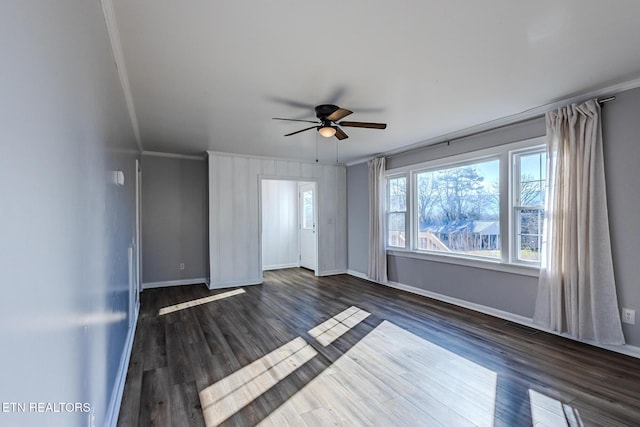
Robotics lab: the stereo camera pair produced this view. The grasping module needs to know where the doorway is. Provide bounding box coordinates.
[260,178,317,275]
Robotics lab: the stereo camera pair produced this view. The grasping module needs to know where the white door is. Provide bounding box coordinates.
[299,183,316,271]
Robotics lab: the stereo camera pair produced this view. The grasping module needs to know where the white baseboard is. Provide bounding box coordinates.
[106,303,139,427]
[346,273,640,360]
[385,280,640,359]
[346,270,368,280]
[263,263,299,271]
[386,279,533,325]
[208,278,262,289]
[142,277,209,289]
[318,269,347,276]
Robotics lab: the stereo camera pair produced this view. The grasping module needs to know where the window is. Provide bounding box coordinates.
[385,137,546,272]
[513,149,547,262]
[415,158,500,259]
[302,190,313,229]
[386,176,407,248]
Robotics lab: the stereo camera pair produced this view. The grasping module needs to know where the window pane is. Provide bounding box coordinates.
[519,180,544,206]
[519,235,541,261]
[389,177,406,211]
[520,153,544,180]
[515,150,547,263]
[519,209,541,234]
[387,213,405,248]
[302,190,313,229]
[416,159,500,258]
[387,176,407,248]
[516,208,543,261]
[518,151,547,207]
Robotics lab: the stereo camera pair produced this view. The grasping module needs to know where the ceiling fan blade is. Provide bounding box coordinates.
[338,121,387,129]
[327,108,353,122]
[284,126,317,137]
[273,117,319,124]
[267,96,315,110]
[335,127,349,140]
[326,87,347,105]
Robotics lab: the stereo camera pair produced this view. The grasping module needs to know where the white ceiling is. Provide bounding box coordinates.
[111,0,640,164]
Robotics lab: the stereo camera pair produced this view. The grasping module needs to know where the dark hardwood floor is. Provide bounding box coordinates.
[117,268,640,426]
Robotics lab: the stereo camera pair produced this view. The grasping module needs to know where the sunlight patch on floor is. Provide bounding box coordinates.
[158,288,245,316]
[529,389,583,427]
[199,336,317,426]
[198,306,498,427]
[308,306,371,346]
[260,320,498,427]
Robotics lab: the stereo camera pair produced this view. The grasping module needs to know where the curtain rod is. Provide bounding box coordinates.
[598,96,616,104]
[387,96,616,159]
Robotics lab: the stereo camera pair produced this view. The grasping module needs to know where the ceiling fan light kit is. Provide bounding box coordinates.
[273,104,387,141]
[318,125,337,138]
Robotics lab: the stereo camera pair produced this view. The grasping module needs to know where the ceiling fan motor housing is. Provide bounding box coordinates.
[315,104,340,120]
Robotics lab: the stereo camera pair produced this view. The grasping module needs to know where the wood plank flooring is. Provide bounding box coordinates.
[117,268,640,426]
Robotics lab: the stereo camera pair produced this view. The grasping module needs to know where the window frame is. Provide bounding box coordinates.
[301,189,314,230]
[411,154,502,260]
[510,146,547,265]
[385,173,408,250]
[385,137,546,276]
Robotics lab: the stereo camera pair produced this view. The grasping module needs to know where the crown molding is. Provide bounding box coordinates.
[382,75,640,161]
[206,150,346,167]
[101,0,143,152]
[142,151,206,160]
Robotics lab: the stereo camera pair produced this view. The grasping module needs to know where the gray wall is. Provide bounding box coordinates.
[347,162,370,274]
[386,116,546,169]
[602,87,640,346]
[347,88,640,347]
[262,180,299,270]
[387,257,538,316]
[0,2,138,427]
[142,155,208,285]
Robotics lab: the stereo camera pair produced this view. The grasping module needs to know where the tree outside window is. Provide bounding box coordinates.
[415,159,500,258]
[514,150,546,262]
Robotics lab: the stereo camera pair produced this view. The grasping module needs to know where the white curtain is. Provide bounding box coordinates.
[534,99,625,345]
[368,157,387,283]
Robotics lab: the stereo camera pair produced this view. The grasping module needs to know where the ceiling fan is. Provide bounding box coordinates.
[273,104,387,140]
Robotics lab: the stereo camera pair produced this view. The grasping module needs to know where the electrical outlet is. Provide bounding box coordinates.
[622,308,635,325]
[179,263,185,271]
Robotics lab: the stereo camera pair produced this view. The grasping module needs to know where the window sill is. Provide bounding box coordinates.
[387,249,540,277]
